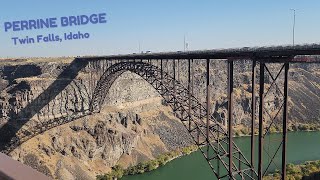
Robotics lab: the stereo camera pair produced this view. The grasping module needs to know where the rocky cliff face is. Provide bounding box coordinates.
[0,58,319,179]
[9,102,192,179]
[174,60,320,127]
[0,59,193,179]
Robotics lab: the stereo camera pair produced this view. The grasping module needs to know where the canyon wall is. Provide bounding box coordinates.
[0,58,319,179]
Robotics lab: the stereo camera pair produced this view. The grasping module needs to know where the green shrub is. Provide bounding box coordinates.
[157,154,170,166]
[265,160,320,179]
[240,128,250,135]
[269,126,277,133]
[111,165,124,178]
[298,124,310,131]
[145,160,158,172]
[136,162,146,174]
[126,166,138,175]
[182,145,198,155]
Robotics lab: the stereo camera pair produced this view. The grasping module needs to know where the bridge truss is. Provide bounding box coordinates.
[86,45,320,179]
[2,44,320,179]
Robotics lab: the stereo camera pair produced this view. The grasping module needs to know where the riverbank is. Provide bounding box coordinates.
[117,131,320,180]
[96,145,198,180]
[233,123,320,137]
[265,160,320,180]
[96,129,320,180]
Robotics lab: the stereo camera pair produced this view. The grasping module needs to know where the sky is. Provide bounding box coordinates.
[0,0,320,57]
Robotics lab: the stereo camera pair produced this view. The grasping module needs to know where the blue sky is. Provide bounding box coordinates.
[0,0,320,57]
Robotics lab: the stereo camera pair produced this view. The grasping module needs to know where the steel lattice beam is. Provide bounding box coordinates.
[255,58,291,180]
[90,61,258,179]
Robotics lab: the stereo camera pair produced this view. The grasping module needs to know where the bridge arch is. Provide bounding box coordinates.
[89,61,257,179]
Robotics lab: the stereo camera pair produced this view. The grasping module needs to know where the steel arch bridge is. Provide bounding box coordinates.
[90,61,257,179]
[1,44,320,179]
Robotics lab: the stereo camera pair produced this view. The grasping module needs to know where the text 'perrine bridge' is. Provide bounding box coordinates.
[1,44,320,180]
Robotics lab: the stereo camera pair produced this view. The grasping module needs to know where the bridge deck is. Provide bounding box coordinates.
[80,44,320,62]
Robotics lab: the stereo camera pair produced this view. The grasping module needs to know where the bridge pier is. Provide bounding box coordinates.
[256,58,291,180]
[173,59,177,115]
[227,59,234,179]
[206,59,210,159]
[188,58,191,131]
[258,62,265,180]
[251,60,256,177]
[282,62,289,180]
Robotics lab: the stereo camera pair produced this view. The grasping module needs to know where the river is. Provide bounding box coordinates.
[121,131,320,180]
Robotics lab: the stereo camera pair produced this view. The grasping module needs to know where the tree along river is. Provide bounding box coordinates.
[122,131,320,180]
